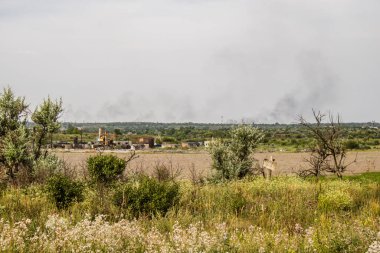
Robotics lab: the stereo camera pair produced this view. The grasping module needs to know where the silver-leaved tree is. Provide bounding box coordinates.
[210,125,264,180]
[0,87,63,184]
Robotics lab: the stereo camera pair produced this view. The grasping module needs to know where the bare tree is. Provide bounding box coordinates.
[152,159,183,182]
[298,110,356,178]
[188,163,205,185]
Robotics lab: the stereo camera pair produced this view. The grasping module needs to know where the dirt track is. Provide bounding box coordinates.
[54,150,380,179]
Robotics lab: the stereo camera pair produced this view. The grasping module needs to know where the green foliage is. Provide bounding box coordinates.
[2,125,32,180]
[226,189,247,214]
[0,88,30,182]
[113,128,122,135]
[46,174,84,209]
[210,125,264,179]
[60,121,380,152]
[113,176,180,217]
[0,88,64,184]
[318,189,354,211]
[0,176,378,251]
[66,124,81,134]
[345,140,360,149]
[0,87,28,138]
[0,185,53,225]
[345,172,380,183]
[32,97,63,134]
[33,154,65,183]
[210,140,235,179]
[161,136,177,143]
[31,97,63,159]
[87,155,126,185]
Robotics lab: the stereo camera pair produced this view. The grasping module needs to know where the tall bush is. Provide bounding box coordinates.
[33,154,65,183]
[46,174,84,209]
[0,88,30,183]
[210,125,263,180]
[113,176,180,217]
[87,154,126,185]
[0,87,63,184]
[2,125,32,182]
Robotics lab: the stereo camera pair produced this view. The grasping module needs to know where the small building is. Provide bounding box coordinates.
[138,137,155,148]
[64,144,72,150]
[204,140,214,148]
[51,141,70,148]
[181,142,200,148]
[113,141,132,149]
[132,144,147,150]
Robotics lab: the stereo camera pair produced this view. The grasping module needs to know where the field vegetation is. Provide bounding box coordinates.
[0,171,379,252]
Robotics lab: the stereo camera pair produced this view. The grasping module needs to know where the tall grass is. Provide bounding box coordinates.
[0,175,379,252]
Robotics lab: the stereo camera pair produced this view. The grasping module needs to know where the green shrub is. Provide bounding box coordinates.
[46,174,84,209]
[318,189,354,211]
[33,154,64,183]
[344,140,360,149]
[113,176,180,217]
[227,189,247,214]
[210,125,264,180]
[87,155,126,185]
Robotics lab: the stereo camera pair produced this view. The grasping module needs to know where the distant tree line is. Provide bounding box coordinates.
[61,121,380,150]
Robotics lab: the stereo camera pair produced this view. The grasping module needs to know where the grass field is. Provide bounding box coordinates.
[1,150,379,252]
[0,174,379,252]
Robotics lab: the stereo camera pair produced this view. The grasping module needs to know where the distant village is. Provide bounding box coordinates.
[51,128,212,150]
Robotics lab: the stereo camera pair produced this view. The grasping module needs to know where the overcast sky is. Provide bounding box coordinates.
[1,0,379,123]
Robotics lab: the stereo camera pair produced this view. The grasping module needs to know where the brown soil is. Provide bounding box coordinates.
[54,150,380,179]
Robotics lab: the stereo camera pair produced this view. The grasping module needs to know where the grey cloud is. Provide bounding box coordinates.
[94,91,199,122]
[267,51,338,123]
[64,104,94,122]
[1,0,380,123]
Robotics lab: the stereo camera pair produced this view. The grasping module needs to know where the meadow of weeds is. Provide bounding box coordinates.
[0,174,379,252]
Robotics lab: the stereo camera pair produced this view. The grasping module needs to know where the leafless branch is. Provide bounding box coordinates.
[298,110,354,179]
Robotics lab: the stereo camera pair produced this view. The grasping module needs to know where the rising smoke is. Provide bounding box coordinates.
[266,50,338,123]
[94,90,198,122]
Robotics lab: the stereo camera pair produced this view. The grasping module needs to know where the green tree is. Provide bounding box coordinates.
[0,87,28,137]
[0,88,65,184]
[2,125,31,181]
[0,88,30,182]
[31,97,63,159]
[114,128,122,136]
[66,124,80,134]
[210,125,264,180]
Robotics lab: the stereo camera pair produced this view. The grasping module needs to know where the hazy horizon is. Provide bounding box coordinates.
[1,0,379,123]
[58,120,378,125]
